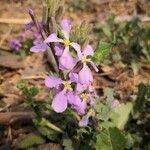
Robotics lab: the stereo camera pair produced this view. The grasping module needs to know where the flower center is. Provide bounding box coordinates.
[82,56,89,64]
[63,39,70,47]
[80,93,88,100]
[64,81,72,91]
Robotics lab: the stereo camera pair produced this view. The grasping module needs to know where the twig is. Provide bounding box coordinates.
[0,18,30,25]
[115,15,150,23]
[0,111,49,126]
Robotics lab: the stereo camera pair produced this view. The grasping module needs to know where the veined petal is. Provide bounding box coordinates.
[89,61,99,72]
[67,92,86,114]
[54,44,64,56]
[70,42,82,59]
[44,33,63,43]
[45,76,63,88]
[59,47,76,70]
[69,72,79,83]
[52,90,68,113]
[83,45,94,56]
[60,19,72,39]
[30,43,47,53]
[76,83,87,93]
[78,64,93,85]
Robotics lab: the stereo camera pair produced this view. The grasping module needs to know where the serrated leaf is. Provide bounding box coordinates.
[96,128,126,150]
[110,102,133,129]
[92,41,113,65]
[18,134,45,149]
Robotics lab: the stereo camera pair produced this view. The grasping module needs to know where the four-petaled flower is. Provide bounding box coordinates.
[45,76,84,113]
[30,18,99,127]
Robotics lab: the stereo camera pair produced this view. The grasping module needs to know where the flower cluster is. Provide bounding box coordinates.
[30,19,99,127]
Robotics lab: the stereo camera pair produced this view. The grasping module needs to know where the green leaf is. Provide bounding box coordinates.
[133,83,148,115]
[29,87,39,97]
[92,41,113,65]
[104,88,114,108]
[37,126,58,140]
[110,102,133,129]
[63,139,74,150]
[95,103,110,121]
[96,128,126,150]
[18,134,45,149]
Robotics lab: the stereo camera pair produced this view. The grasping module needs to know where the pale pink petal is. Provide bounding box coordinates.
[69,72,79,83]
[52,91,68,113]
[79,115,89,127]
[78,64,93,85]
[45,76,63,88]
[44,33,63,43]
[83,45,94,56]
[54,44,64,56]
[59,47,76,70]
[111,99,120,108]
[30,43,47,53]
[76,83,87,93]
[70,42,82,59]
[60,19,72,39]
[89,61,99,72]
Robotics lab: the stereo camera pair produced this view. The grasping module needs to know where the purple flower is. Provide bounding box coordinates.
[70,45,98,85]
[111,99,120,108]
[45,76,83,113]
[44,19,80,70]
[19,33,26,42]
[24,21,34,31]
[79,115,89,127]
[10,39,21,51]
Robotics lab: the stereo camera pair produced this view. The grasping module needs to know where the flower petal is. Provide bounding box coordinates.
[45,76,63,88]
[83,45,94,56]
[60,19,72,39]
[69,72,79,83]
[54,44,64,56]
[76,83,87,93]
[52,91,68,113]
[89,61,99,72]
[79,115,89,127]
[68,94,86,114]
[44,33,63,43]
[70,42,82,59]
[111,99,120,108]
[30,43,47,53]
[59,48,76,70]
[78,64,93,85]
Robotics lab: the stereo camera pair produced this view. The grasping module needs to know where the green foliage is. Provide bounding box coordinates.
[70,22,91,48]
[96,127,126,150]
[95,17,150,67]
[133,83,149,116]
[37,126,58,140]
[17,80,42,119]
[110,102,133,130]
[92,41,113,65]
[125,83,150,149]
[18,134,45,149]
[63,138,74,150]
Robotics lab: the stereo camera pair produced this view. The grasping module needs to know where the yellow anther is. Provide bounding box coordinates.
[80,93,88,100]
[82,56,89,64]
[63,39,71,47]
[64,81,72,91]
